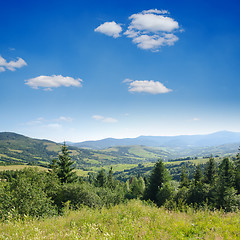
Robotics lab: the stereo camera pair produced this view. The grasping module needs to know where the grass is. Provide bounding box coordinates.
[0,200,239,239]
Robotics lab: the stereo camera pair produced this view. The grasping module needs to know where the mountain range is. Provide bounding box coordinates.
[68,131,240,149]
[0,131,239,168]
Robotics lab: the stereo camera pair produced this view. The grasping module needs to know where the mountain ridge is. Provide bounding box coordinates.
[69,131,240,149]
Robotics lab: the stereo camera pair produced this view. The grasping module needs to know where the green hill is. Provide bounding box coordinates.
[0,132,238,170]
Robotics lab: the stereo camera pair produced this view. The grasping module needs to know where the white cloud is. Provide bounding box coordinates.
[132,34,178,50]
[25,75,83,90]
[94,21,122,38]
[95,9,182,51]
[46,123,62,129]
[92,115,118,123]
[26,117,45,126]
[125,10,180,51]
[142,9,169,15]
[57,116,73,122]
[193,118,200,121]
[128,11,179,33]
[126,79,172,94]
[0,56,27,72]
[122,78,133,83]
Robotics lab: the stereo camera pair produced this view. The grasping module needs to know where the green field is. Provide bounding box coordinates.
[0,200,239,239]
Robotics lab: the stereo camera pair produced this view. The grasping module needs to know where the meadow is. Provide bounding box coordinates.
[0,200,239,239]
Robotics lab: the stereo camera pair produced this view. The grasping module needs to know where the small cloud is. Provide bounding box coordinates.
[122,78,133,83]
[142,9,169,15]
[0,56,27,72]
[103,117,118,123]
[46,123,62,129]
[92,115,104,120]
[94,21,122,38]
[57,116,73,122]
[92,115,118,123]
[125,79,172,94]
[25,75,83,90]
[8,48,16,51]
[26,117,45,126]
[193,118,200,121]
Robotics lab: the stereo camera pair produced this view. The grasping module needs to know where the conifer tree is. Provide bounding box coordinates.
[143,159,170,203]
[179,166,190,188]
[234,147,240,194]
[193,165,203,186]
[56,142,77,183]
[96,169,107,187]
[204,157,217,185]
[216,157,236,210]
[107,167,114,189]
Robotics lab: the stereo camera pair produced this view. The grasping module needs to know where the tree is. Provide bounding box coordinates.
[143,159,170,204]
[179,166,190,188]
[95,169,107,187]
[55,142,77,183]
[234,147,240,194]
[193,165,203,186]
[216,157,236,210]
[204,157,217,185]
[107,167,114,189]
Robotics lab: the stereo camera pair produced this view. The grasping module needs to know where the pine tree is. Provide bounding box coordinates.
[193,165,203,186]
[216,157,236,210]
[56,142,77,183]
[143,159,170,204]
[107,167,114,189]
[179,166,190,188]
[234,147,240,194]
[204,157,217,185]
[95,169,107,187]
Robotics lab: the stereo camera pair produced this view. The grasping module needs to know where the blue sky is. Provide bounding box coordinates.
[0,0,240,142]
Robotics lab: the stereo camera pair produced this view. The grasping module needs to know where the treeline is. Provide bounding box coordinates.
[143,154,240,212]
[0,144,240,220]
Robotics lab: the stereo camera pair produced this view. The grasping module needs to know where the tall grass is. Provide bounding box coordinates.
[0,200,239,239]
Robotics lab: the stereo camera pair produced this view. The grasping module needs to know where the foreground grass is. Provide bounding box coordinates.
[0,200,239,240]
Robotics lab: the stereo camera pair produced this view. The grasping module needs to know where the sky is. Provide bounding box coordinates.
[0,0,240,142]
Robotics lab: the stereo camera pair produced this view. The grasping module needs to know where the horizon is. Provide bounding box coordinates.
[1,1,240,142]
[1,129,240,143]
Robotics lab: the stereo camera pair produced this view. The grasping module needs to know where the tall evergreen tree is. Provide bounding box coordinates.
[179,166,190,188]
[107,167,114,189]
[143,159,170,204]
[56,142,77,183]
[193,165,203,186]
[216,157,236,210]
[234,147,240,194]
[95,169,107,187]
[204,157,217,185]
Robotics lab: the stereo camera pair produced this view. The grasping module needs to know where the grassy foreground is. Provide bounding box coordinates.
[0,200,239,240]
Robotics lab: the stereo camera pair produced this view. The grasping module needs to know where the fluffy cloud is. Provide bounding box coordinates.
[92,115,118,123]
[132,34,178,50]
[95,9,181,51]
[25,75,83,90]
[94,21,122,38]
[128,11,179,33]
[125,10,180,51]
[124,79,172,94]
[0,56,27,72]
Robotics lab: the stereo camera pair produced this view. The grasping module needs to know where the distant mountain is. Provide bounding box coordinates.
[0,132,239,168]
[69,131,240,149]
